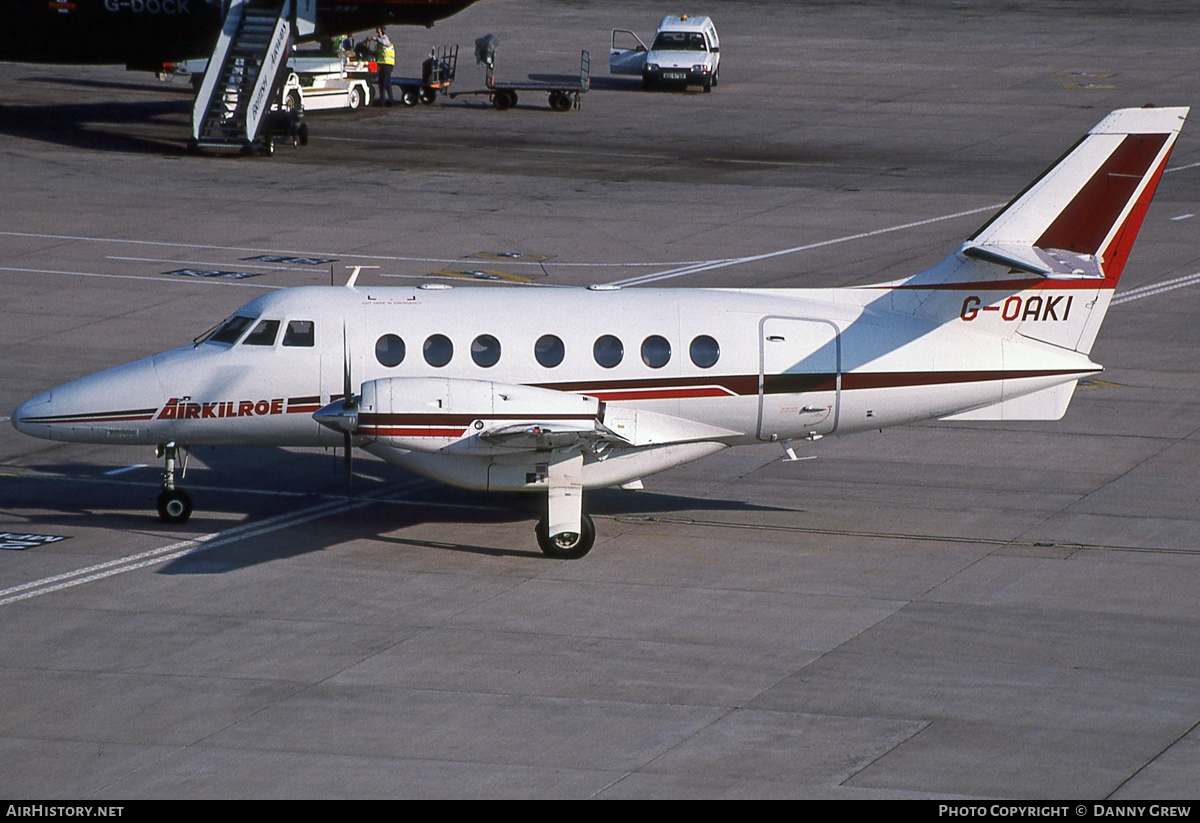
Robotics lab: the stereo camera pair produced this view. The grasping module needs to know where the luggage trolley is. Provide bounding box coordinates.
[449,35,589,111]
[392,44,459,107]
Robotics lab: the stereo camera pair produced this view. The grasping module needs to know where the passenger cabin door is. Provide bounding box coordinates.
[757,317,840,441]
[610,29,648,75]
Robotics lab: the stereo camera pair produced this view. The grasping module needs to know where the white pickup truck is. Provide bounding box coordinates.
[610,15,720,91]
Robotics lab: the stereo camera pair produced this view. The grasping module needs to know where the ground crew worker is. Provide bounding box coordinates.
[368,27,395,106]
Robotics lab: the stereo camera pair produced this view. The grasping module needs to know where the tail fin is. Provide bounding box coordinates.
[883,106,1187,354]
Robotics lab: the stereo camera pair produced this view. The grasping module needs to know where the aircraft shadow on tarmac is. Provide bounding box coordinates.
[23,75,196,95]
[521,74,698,93]
[0,77,189,154]
[10,447,795,572]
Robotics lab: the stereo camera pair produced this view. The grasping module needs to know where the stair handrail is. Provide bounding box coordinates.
[192,0,246,141]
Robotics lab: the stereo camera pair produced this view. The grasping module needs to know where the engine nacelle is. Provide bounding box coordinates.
[356,376,600,454]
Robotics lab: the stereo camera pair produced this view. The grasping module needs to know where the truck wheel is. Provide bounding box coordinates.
[284,90,302,114]
[347,85,363,110]
[492,90,517,110]
[401,87,419,107]
[419,87,437,104]
[548,91,572,112]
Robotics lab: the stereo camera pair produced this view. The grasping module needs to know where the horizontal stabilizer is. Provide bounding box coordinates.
[960,243,1104,280]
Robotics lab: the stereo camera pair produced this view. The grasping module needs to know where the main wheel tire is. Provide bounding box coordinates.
[157,489,193,524]
[536,513,596,560]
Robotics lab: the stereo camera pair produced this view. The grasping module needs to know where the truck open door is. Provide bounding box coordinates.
[609,29,647,75]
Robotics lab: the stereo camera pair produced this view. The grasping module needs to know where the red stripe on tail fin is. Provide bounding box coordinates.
[1096,140,1174,284]
[1036,133,1169,256]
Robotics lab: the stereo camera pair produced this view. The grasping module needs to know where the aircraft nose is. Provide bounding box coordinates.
[11,390,54,439]
[11,355,167,443]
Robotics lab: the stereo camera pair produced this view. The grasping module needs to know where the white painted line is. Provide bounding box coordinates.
[0,477,432,607]
[1113,272,1200,305]
[0,499,364,606]
[0,500,342,600]
[317,135,840,169]
[0,231,700,269]
[1165,161,1200,173]
[1170,213,1194,221]
[106,256,332,273]
[0,267,282,289]
[607,203,1006,287]
[104,464,147,476]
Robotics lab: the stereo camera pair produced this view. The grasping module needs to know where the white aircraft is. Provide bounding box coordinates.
[12,106,1187,559]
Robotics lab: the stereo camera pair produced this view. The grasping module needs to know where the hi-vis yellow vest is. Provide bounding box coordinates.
[376,42,395,66]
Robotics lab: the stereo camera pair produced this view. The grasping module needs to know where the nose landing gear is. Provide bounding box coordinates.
[155,441,193,524]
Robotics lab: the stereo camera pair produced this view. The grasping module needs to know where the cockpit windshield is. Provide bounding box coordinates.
[202,316,314,348]
[206,315,257,345]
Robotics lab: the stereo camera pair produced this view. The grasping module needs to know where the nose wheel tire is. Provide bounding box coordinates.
[536,513,595,560]
[157,489,193,524]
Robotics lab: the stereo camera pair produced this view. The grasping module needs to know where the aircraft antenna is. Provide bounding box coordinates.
[344,265,379,288]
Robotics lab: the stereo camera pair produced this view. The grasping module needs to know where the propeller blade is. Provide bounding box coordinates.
[342,325,353,410]
[343,429,353,497]
[341,323,354,497]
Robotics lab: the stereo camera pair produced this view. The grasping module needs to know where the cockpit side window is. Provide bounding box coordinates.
[242,319,280,346]
[208,315,256,345]
[283,320,315,347]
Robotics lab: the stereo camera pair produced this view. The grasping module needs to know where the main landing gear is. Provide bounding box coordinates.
[536,512,595,560]
[533,450,596,559]
[155,441,193,524]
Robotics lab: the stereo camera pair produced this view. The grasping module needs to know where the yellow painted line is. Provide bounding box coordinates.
[430,269,534,283]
